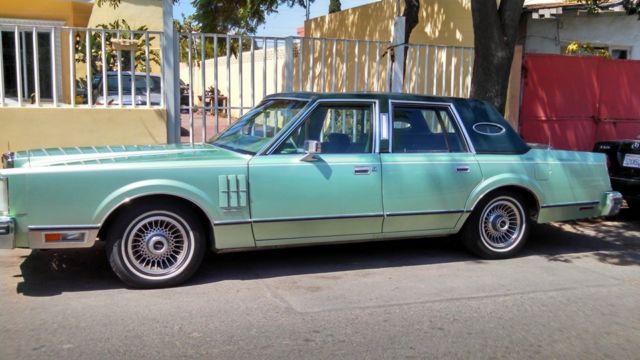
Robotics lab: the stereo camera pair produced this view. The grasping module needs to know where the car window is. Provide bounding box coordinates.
[274,103,374,154]
[212,99,308,154]
[392,105,465,153]
[106,75,162,93]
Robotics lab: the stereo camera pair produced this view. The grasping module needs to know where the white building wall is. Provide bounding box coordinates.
[525,12,640,59]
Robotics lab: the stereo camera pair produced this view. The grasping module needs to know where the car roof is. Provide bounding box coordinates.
[264,92,464,103]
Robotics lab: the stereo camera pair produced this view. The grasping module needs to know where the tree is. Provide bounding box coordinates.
[399,0,522,114]
[75,19,160,73]
[469,0,524,115]
[192,0,314,34]
[329,0,342,14]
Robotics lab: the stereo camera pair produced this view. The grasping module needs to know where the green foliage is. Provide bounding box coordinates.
[564,41,610,57]
[75,19,160,73]
[329,0,342,13]
[175,14,257,62]
[192,0,313,34]
[623,0,640,18]
[578,0,640,17]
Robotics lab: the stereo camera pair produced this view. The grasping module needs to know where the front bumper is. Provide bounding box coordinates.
[0,216,15,249]
[601,191,623,217]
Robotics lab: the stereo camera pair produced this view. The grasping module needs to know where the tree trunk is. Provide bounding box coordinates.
[401,0,420,80]
[470,0,524,115]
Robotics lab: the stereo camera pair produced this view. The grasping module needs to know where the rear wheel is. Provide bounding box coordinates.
[462,191,530,259]
[106,201,206,288]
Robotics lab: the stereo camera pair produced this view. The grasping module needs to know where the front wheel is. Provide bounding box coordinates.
[462,191,530,259]
[106,201,206,288]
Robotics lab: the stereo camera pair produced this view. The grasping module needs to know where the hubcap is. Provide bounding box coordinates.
[123,214,192,277]
[479,197,525,251]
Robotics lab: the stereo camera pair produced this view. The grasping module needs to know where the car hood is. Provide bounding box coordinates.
[9,143,248,168]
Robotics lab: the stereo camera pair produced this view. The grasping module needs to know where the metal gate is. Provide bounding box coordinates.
[520,54,640,151]
[178,32,475,143]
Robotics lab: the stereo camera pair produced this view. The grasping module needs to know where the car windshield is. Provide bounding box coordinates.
[210,99,308,155]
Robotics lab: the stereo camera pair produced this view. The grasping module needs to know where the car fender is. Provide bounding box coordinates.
[465,173,546,212]
[92,179,216,226]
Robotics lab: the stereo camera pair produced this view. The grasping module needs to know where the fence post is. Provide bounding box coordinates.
[284,37,294,93]
[390,16,405,93]
[162,0,180,144]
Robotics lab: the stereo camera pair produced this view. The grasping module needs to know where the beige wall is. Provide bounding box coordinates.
[305,0,474,47]
[0,108,167,153]
[87,0,164,32]
[181,46,288,118]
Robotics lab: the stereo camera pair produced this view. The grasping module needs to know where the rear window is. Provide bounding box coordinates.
[453,100,530,155]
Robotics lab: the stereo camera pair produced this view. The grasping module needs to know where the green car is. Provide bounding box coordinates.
[0,93,623,288]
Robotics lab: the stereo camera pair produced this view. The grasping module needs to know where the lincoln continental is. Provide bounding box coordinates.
[0,93,623,288]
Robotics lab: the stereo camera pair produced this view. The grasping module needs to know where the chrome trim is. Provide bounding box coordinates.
[0,176,8,216]
[2,152,15,169]
[469,185,542,214]
[472,122,506,136]
[98,191,215,230]
[28,224,100,231]
[540,200,600,209]
[262,98,380,156]
[385,209,465,217]
[252,213,384,224]
[28,226,99,249]
[213,220,252,226]
[387,99,476,154]
[380,113,389,141]
[0,216,15,249]
[263,95,313,102]
[600,191,623,217]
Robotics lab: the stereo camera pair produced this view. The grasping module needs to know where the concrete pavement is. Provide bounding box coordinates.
[1,210,639,359]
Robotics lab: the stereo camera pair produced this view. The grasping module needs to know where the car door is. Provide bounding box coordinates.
[381,100,482,235]
[249,99,384,245]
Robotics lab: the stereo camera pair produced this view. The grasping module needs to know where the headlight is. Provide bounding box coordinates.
[0,176,8,215]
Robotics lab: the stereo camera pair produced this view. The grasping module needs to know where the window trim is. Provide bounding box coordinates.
[388,100,475,154]
[0,18,64,101]
[262,98,380,156]
[472,122,506,136]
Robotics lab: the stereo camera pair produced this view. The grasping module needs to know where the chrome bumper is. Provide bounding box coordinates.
[0,216,15,249]
[601,191,623,217]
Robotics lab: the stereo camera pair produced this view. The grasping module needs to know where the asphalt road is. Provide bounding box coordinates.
[1,210,639,360]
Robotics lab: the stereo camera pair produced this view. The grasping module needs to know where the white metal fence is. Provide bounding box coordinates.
[0,24,474,144]
[0,24,163,108]
[179,33,474,142]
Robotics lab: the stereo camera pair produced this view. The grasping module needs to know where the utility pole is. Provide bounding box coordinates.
[305,0,311,21]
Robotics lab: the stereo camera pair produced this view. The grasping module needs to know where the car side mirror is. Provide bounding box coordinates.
[301,140,321,162]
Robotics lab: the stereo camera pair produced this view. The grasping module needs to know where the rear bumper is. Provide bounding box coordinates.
[0,216,15,249]
[600,191,623,217]
[610,177,640,202]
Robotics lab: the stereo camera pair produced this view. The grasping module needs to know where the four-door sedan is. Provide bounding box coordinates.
[0,93,623,288]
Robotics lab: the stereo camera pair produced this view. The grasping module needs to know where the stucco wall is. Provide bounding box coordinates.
[0,108,167,153]
[0,0,92,27]
[87,0,164,32]
[525,12,640,59]
[305,0,474,47]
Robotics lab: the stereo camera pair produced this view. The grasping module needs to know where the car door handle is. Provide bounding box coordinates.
[456,165,470,173]
[354,166,372,175]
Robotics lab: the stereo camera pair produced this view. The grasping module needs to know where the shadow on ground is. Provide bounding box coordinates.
[12,208,639,297]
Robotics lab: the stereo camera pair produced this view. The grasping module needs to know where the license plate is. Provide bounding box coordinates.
[623,153,640,169]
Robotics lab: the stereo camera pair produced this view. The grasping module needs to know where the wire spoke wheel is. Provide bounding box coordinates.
[478,196,526,252]
[125,214,190,276]
[107,201,207,288]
